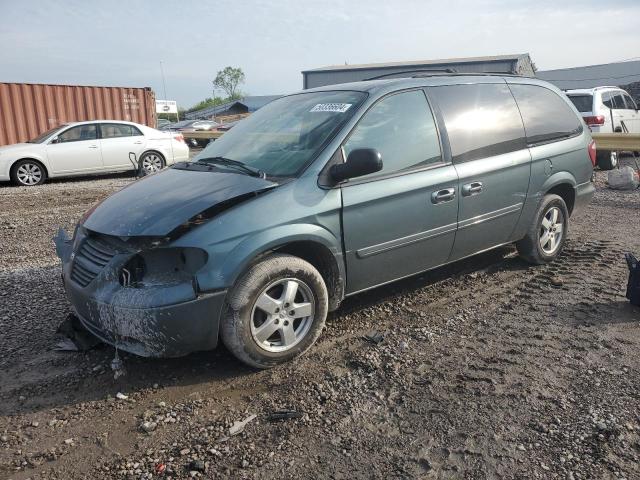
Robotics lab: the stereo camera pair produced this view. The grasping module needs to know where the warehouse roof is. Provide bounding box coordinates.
[302,54,531,73]
[537,60,640,90]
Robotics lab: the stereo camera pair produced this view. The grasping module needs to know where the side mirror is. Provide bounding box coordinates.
[50,136,60,144]
[330,148,382,183]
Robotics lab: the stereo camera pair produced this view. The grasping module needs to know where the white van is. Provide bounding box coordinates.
[565,87,640,169]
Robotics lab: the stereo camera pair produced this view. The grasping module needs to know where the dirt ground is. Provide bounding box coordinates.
[1,161,639,480]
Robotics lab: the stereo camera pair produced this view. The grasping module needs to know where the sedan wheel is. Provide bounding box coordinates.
[12,160,47,186]
[140,153,164,174]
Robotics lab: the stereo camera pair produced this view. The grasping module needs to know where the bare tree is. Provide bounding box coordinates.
[213,67,245,99]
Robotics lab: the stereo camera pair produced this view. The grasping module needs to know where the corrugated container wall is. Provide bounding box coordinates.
[0,83,156,146]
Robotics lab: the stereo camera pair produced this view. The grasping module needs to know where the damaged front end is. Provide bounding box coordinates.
[57,226,226,357]
[55,167,279,357]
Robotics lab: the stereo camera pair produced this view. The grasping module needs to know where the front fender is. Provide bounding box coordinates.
[195,223,342,291]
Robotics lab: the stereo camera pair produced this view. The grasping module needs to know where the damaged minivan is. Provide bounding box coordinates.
[58,74,595,368]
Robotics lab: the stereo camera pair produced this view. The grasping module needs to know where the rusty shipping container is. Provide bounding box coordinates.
[0,82,156,146]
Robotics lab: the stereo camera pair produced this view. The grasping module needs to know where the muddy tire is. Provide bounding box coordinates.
[10,159,47,186]
[220,254,328,369]
[517,194,569,265]
[596,150,617,170]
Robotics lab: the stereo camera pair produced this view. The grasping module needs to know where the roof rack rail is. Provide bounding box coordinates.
[365,68,457,80]
[365,70,531,81]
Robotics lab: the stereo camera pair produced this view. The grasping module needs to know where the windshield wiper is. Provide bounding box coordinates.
[196,156,265,178]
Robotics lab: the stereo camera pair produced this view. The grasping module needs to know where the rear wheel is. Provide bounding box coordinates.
[10,159,47,186]
[221,254,328,369]
[517,194,568,264]
[139,152,165,175]
[596,150,617,170]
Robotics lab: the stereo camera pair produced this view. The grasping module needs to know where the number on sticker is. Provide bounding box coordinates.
[310,103,352,113]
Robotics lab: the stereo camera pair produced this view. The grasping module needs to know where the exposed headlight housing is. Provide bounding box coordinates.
[119,247,208,288]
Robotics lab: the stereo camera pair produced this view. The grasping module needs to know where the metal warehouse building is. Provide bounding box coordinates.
[302,54,535,89]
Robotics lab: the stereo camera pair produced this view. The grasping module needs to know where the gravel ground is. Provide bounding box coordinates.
[1,160,639,480]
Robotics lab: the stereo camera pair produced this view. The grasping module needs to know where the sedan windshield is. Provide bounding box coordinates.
[28,126,66,143]
[193,91,366,177]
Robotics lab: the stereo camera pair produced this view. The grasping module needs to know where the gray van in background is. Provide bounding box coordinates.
[58,74,596,368]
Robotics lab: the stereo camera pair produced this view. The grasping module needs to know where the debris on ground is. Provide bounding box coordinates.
[363,330,385,344]
[608,166,639,190]
[140,421,157,433]
[115,392,128,400]
[110,349,126,379]
[625,253,640,306]
[229,414,257,436]
[189,459,205,472]
[54,313,102,351]
[267,410,303,422]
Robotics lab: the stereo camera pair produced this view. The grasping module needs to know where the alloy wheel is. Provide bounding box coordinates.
[17,163,43,186]
[250,278,315,353]
[141,154,163,174]
[539,206,564,255]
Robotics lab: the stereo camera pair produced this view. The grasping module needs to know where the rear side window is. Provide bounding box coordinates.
[510,85,583,145]
[343,90,442,177]
[602,91,626,110]
[430,83,525,163]
[622,93,638,110]
[100,123,143,138]
[567,94,593,113]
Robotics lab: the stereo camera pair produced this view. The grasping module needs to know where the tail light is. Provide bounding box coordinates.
[588,139,596,166]
[583,115,605,126]
[174,134,185,143]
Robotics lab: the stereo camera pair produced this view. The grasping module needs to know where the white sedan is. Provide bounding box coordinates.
[0,120,190,186]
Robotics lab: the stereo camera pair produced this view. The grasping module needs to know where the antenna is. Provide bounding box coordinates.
[159,60,177,162]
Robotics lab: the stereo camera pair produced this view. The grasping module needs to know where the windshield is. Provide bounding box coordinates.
[28,126,66,143]
[567,94,593,113]
[193,91,367,177]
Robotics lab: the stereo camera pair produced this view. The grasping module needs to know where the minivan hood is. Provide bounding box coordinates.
[83,167,277,237]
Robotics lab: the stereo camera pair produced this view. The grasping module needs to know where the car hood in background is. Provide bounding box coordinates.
[83,167,277,237]
[0,143,41,155]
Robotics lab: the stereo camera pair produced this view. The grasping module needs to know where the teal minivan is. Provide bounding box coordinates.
[59,74,596,368]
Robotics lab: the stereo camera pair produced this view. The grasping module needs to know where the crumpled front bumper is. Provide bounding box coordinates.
[59,230,227,357]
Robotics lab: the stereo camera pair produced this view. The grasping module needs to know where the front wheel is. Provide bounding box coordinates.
[11,159,47,186]
[221,254,328,368]
[517,194,569,265]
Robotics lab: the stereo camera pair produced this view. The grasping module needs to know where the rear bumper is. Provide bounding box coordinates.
[573,180,595,215]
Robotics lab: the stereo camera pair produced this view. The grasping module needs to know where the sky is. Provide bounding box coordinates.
[1,0,638,108]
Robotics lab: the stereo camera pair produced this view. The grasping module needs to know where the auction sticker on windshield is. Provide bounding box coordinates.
[310,103,352,113]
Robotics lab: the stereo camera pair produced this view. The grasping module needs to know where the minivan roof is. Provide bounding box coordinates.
[565,87,623,95]
[302,74,558,97]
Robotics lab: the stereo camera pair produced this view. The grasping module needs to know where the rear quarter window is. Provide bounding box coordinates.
[430,83,526,163]
[567,94,593,113]
[509,85,583,145]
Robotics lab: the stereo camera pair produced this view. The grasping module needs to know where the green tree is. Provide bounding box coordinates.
[213,67,245,99]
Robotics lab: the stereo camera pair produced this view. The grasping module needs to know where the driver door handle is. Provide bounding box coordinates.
[431,188,456,204]
[88,145,98,149]
[462,181,483,196]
